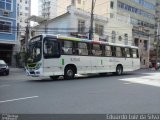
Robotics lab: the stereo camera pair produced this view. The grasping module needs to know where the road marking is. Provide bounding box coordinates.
[0,85,11,88]
[120,78,160,87]
[0,96,39,103]
[123,83,132,85]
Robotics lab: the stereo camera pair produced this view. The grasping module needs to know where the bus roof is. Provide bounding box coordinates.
[40,34,138,49]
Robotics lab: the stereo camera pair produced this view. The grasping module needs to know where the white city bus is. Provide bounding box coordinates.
[26,34,140,79]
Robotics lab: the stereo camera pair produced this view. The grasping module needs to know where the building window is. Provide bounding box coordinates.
[25,7,28,10]
[118,1,154,19]
[0,0,12,11]
[95,24,104,36]
[78,0,81,4]
[124,33,128,45]
[72,0,75,5]
[144,40,148,50]
[110,1,114,9]
[78,20,85,34]
[0,20,11,33]
[25,13,28,16]
[111,31,116,43]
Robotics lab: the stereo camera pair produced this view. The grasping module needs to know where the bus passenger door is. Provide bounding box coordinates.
[43,38,63,76]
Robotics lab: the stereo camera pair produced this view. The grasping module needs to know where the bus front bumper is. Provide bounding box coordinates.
[26,69,42,77]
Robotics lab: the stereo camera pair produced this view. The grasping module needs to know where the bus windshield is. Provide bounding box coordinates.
[28,36,42,63]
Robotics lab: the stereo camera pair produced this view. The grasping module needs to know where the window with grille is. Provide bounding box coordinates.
[95,24,104,36]
[78,20,85,34]
[0,20,11,33]
[0,0,12,11]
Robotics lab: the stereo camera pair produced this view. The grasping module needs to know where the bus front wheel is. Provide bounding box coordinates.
[64,67,75,80]
[115,65,123,75]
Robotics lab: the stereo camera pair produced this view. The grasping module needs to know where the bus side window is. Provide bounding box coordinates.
[78,42,88,55]
[132,49,137,58]
[129,48,133,58]
[111,46,116,57]
[136,49,139,58]
[116,47,122,57]
[121,47,126,57]
[105,45,111,56]
[92,44,102,56]
[125,48,130,58]
[62,41,73,55]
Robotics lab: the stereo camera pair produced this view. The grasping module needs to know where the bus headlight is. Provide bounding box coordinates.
[35,63,41,70]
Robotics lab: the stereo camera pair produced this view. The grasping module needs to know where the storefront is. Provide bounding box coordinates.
[0,44,14,65]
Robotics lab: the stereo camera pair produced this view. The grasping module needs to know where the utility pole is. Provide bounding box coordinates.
[89,0,95,40]
[155,20,160,67]
[25,20,30,51]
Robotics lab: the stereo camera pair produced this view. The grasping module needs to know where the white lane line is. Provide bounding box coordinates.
[123,83,132,85]
[0,96,39,103]
[0,85,11,88]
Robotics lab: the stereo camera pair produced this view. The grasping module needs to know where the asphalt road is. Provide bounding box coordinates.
[0,68,160,114]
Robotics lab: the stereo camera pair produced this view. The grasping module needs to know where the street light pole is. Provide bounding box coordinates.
[25,20,30,51]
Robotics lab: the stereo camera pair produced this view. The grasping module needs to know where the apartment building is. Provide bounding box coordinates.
[33,6,133,46]
[17,0,31,39]
[0,0,17,65]
[38,0,87,19]
[82,0,156,68]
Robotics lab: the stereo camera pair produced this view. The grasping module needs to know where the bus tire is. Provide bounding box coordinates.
[64,67,75,80]
[116,65,123,75]
[50,76,59,80]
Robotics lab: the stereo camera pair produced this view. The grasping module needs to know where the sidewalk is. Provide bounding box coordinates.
[10,67,25,73]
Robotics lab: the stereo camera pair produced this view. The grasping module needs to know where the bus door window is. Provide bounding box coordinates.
[78,42,88,55]
[105,45,111,56]
[62,41,73,55]
[44,38,60,58]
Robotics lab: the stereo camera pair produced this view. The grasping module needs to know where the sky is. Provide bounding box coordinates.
[31,0,38,15]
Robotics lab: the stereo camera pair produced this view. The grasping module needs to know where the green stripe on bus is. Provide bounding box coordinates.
[101,60,103,65]
[62,59,64,65]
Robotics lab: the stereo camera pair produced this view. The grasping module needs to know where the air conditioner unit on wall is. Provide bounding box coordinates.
[3,11,9,16]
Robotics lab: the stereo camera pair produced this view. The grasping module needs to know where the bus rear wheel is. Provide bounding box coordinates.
[116,65,123,75]
[64,67,75,80]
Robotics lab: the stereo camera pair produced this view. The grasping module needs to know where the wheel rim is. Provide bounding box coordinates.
[67,69,73,77]
[117,67,122,75]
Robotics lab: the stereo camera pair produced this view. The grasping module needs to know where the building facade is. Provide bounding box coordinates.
[17,0,31,44]
[81,0,156,68]
[0,0,17,65]
[38,0,157,68]
[38,0,87,19]
[32,6,133,46]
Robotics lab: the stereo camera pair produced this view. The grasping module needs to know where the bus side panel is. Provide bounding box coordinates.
[62,55,92,74]
[43,58,63,76]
